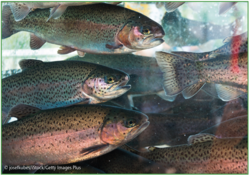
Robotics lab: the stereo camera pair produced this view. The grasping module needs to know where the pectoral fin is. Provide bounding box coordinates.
[188,133,215,145]
[9,2,31,21]
[30,33,46,50]
[58,46,76,54]
[215,84,245,101]
[106,44,123,50]
[80,144,110,156]
[157,91,177,102]
[47,4,68,22]
[182,82,206,99]
[7,104,41,120]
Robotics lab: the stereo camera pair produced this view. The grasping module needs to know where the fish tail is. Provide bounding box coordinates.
[155,52,205,99]
[2,5,14,39]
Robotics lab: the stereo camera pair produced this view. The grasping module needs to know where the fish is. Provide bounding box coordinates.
[171,32,248,61]
[200,115,247,139]
[2,4,165,57]
[161,10,240,47]
[87,148,168,173]
[2,105,150,166]
[126,111,220,151]
[66,53,179,106]
[138,134,248,173]
[5,2,121,22]
[155,50,248,102]
[2,59,131,124]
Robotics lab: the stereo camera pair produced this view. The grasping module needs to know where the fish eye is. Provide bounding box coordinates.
[125,118,136,128]
[105,76,115,84]
[142,28,151,35]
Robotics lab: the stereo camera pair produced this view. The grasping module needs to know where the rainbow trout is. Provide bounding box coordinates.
[87,148,168,173]
[66,54,178,104]
[2,59,130,124]
[2,105,149,166]
[156,50,248,102]
[126,112,219,151]
[5,2,121,22]
[139,134,247,173]
[2,4,164,57]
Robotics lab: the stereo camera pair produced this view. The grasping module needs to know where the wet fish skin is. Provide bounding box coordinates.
[2,60,130,123]
[2,4,164,55]
[66,54,164,95]
[172,32,248,61]
[87,148,168,173]
[127,112,219,150]
[140,136,248,173]
[6,2,115,21]
[2,105,149,166]
[156,51,248,101]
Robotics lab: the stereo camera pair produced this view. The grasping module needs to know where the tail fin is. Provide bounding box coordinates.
[2,5,14,39]
[155,52,205,99]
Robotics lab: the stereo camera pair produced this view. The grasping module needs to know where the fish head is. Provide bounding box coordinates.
[83,67,131,103]
[100,108,150,146]
[117,16,165,50]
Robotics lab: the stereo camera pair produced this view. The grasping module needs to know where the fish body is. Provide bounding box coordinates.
[156,49,248,101]
[127,112,219,151]
[140,135,247,173]
[2,60,130,123]
[171,32,248,61]
[2,4,164,56]
[66,54,164,95]
[2,105,149,165]
[88,148,168,173]
[6,2,122,22]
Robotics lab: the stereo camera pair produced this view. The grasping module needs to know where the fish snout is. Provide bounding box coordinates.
[152,26,165,38]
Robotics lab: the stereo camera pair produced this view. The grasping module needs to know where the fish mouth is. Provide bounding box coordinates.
[126,121,150,142]
[141,36,164,48]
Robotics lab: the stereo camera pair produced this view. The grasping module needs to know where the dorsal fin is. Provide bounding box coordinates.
[19,59,43,70]
[188,133,215,145]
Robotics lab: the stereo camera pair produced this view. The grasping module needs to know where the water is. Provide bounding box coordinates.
[2,2,248,174]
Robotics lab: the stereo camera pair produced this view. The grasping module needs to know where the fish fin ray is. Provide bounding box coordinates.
[164,2,185,12]
[7,104,41,120]
[47,4,68,22]
[30,33,46,50]
[219,2,237,15]
[182,82,206,99]
[2,5,14,39]
[215,84,245,101]
[106,44,123,50]
[155,52,199,96]
[9,3,31,21]
[19,59,43,70]
[157,91,177,102]
[77,51,86,57]
[188,133,215,145]
[200,83,218,98]
[58,46,76,54]
[80,144,109,156]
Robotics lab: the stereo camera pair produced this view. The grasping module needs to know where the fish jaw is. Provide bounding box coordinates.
[82,74,131,104]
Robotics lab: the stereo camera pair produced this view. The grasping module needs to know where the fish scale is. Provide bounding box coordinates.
[3,3,164,54]
[139,137,247,173]
[2,60,130,123]
[2,105,149,165]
